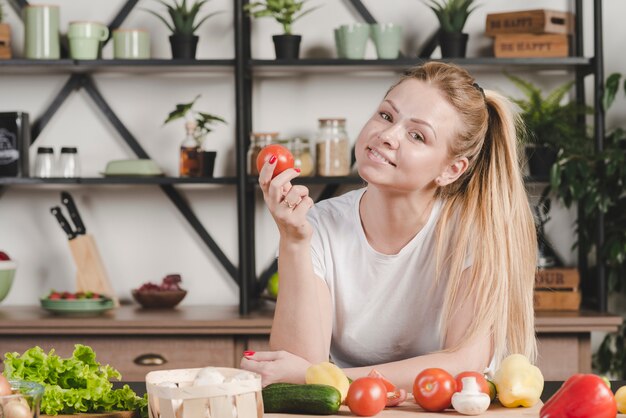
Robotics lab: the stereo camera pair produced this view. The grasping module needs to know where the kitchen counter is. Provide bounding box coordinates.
[0,305,621,380]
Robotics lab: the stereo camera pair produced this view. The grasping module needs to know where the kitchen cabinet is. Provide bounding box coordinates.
[0,306,620,381]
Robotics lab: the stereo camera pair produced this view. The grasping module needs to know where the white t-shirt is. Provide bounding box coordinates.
[307,188,450,368]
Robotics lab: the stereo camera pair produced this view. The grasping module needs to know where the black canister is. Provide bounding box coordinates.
[0,112,30,177]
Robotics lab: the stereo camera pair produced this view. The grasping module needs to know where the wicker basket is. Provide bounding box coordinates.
[146,367,263,418]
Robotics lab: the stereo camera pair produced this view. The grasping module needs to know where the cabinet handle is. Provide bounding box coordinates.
[134,353,167,366]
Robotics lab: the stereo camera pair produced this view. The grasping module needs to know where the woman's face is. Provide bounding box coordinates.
[355,79,463,192]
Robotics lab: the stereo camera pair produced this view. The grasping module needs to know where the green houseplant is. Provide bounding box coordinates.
[165,95,226,177]
[507,74,589,178]
[0,0,12,59]
[144,0,222,59]
[244,0,319,59]
[424,0,478,58]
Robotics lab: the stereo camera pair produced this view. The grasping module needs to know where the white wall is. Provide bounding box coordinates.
[0,0,624,307]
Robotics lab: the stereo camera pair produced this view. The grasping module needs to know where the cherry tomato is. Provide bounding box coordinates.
[346,377,387,416]
[455,371,490,396]
[256,144,294,179]
[413,368,456,412]
[367,369,406,407]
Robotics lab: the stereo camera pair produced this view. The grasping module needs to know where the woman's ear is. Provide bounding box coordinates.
[436,157,469,187]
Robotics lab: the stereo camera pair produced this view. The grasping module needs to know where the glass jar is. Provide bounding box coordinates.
[58,146,80,178]
[247,132,278,176]
[316,118,350,176]
[33,146,54,178]
[291,137,314,176]
[180,120,201,177]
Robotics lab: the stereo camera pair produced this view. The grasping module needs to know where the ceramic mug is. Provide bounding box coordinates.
[338,23,370,59]
[23,5,60,59]
[113,29,150,59]
[371,23,403,59]
[334,28,345,59]
[68,21,108,60]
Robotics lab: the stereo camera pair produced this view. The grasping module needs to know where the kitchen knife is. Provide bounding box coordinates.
[50,206,76,240]
[61,191,86,235]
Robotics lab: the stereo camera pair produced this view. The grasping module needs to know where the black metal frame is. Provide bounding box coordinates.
[2,0,608,314]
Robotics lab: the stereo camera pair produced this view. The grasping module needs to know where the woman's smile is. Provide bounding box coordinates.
[367,147,396,167]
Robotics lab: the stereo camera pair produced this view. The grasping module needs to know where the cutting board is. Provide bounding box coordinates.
[70,234,119,307]
[43,412,137,418]
[266,402,543,417]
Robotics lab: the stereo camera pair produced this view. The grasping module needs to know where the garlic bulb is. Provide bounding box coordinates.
[451,376,491,415]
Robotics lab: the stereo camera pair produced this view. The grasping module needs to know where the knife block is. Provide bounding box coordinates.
[69,234,119,306]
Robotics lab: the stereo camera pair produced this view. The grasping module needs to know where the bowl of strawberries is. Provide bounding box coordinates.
[132,274,187,309]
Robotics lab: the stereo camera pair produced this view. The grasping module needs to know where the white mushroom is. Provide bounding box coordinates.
[451,376,491,416]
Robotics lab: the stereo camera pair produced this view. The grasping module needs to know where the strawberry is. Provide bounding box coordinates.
[0,251,10,261]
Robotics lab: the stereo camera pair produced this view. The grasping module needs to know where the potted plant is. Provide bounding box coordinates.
[164,95,226,177]
[507,74,588,178]
[244,0,319,59]
[144,0,222,59]
[424,0,478,58]
[0,1,12,59]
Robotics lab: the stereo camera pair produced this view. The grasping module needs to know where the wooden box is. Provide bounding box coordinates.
[534,268,581,311]
[486,9,574,36]
[0,24,11,59]
[494,34,570,58]
[535,268,580,289]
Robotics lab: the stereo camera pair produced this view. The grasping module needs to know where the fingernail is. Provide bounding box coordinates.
[269,155,277,164]
[294,168,301,173]
[243,350,255,357]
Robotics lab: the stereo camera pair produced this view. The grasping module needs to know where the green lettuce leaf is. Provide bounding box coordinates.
[3,345,147,416]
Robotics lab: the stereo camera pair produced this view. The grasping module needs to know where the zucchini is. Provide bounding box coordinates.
[262,383,342,415]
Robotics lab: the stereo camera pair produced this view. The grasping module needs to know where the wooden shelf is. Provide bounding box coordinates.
[0,59,235,74]
[0,176,238,185]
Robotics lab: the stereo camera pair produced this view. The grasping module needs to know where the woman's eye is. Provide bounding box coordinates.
[410,132,425,142]
[379,112,392,121]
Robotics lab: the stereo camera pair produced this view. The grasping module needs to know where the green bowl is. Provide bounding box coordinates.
[40,297,115,317]
[0,260,17,302]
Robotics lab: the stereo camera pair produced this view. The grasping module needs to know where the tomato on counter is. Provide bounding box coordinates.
[413,368,457,412]
[256,144,295,179]
[346,377,387,416]
[540,374,617,418]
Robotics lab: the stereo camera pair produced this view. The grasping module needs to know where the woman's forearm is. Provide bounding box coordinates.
[269,240,332,363]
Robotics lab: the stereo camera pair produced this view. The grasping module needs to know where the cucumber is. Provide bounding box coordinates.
[262,383,342,415]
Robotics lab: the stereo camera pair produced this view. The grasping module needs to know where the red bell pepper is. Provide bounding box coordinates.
[540,374,617,418]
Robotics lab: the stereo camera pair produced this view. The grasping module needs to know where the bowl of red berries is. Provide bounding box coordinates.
[0,251,17,303]
[132,274,187,309]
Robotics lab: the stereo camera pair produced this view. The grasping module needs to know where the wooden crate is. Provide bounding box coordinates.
[494,34,570,58]
[535,268,579,290]
[486,9,574,36]
[534,289,581,311]
[0,24,11,59]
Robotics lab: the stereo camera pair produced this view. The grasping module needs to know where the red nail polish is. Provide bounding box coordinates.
[243,350,255,357]
[294,168,301,173]
[269,155,277,164]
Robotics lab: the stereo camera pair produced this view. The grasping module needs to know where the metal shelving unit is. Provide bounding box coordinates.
[1,0,607,314]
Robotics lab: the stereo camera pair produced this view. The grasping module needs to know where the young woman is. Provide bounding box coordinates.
[241,62,537,391]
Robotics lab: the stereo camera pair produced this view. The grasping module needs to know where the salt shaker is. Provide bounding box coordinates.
[33,147,54,178]
[58,147,80,178]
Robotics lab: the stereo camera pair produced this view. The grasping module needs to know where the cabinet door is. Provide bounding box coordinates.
[0,336,236,381]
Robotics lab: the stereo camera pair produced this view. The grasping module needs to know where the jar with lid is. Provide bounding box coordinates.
[316,118,350,176]
[291,137,314,176]
[180,120,201,177]
[58,146,80,178]
[33,146,54,178]
[247,132,278,175]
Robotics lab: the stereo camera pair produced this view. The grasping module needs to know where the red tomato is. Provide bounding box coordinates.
[367,369,407,407]
[256,144,294,179]
[413,368,457,412]
[455,371,490,396]
[346,377,387,416]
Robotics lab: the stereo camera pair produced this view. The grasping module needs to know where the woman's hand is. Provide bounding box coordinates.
[240,350,312,386]
[259,158,314,242]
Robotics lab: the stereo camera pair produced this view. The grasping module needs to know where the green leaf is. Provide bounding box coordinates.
[604,72,621,111]
[164,95,200,124]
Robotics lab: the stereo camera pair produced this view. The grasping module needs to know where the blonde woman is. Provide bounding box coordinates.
[241,62,537,391]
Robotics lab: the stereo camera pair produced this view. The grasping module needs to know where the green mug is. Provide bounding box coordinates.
[338,23,370,59]
[68,21,109,60]
[0,261,17,302]
[113,29,150,59]
[371,23,403,59]
[23,5,60,59]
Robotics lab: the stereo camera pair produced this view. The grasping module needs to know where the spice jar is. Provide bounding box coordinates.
[58,146,80,178]
[247,132,278,175]
[33,146,54,178]
[316,118,350,176]
[291,137,314,176]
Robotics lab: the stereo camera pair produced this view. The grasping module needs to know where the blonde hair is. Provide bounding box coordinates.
[391,62,537,364]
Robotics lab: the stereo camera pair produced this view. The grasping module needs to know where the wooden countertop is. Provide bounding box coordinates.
[0,305,620,336]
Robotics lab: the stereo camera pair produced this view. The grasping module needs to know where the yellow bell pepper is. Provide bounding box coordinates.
[493,354,544,408]
[305,361,350,401]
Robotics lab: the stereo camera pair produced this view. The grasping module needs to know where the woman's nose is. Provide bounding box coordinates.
[379,124,402,148]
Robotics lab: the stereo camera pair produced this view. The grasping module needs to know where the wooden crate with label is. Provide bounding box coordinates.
[534,268,581,311]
